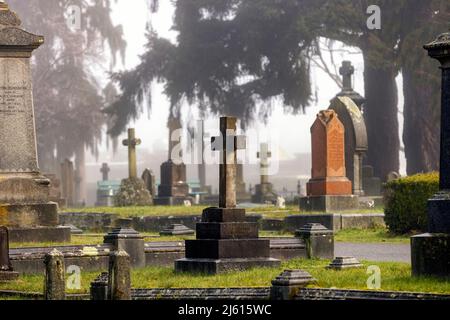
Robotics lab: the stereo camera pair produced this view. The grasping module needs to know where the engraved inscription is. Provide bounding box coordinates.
[0,86,27,116]
[328,129,344,173]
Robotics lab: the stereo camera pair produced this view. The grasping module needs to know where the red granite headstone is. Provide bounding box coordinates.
[307,110,352,196]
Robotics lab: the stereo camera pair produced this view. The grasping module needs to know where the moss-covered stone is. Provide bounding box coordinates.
[114,178,153,207]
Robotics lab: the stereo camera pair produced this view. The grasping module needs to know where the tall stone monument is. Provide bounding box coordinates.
[0,2,69,242]
[300,110,358,212]
[328,96,368,196]
[60,159,75,207]
[252,143,278,203]
[114,128,152,207]
[411,31,450,277]
[155,116,190,205]
[175,117,280,274]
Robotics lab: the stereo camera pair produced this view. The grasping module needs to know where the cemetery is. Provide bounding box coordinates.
[0,0,449,309]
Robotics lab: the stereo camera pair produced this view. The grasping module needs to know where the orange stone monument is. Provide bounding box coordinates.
[300,110,358,212]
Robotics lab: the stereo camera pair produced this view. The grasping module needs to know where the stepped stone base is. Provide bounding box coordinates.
[175,258,280,275]
[300,195,359,212]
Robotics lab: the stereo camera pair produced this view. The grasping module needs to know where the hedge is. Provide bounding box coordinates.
[384,172,439,234]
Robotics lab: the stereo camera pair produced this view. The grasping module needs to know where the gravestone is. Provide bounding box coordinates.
[114,129,153,206]
[155,117,190,205]
[0,3,69,242]
[329,96,368,196]
[100,163,110,181]
[141,168,156,198]
[0,226,18,281]
[300,110,358,212]
[44,173,65,208]
[252,143,278,204]
[411,31,450,277]
[175,116,280,274]
[44,249,65,300]
[236,163,251,202]
[362,165,382,196]
[336,60,365,109]
[61,159,75,207]
[327,256,363,270]
[160,224,195,236]
[197,120,212,195]
[386,171,401,182]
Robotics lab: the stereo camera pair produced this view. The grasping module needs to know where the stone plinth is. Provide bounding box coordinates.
[295,223,334,259]
[0,4,68,242]
[175,207,280,274]
[300,110,357,212]
[160,224,194,236]
[104,227,145,268]
[411,30,450,278]
[327,256,363,270]
[114,177,152,207]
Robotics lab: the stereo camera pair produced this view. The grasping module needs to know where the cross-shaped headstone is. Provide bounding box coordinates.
[122,128,141,179]
[339,60,354,91]
[100,163,110,181]
[257,143,272,184]
[211,117,246,208]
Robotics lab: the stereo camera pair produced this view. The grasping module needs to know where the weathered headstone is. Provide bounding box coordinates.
[61,159,75,207]
[160,224,195,236]
[44,249,65,300]
[362,165,382,196]
[100,163,110,182]
[197,120,212,195]
[175,116,280,274]
[108,250,131,300]
[270,270,316,300]
[0,3,70,242]
[295,223,334,259]
[411,31,450,277]
[327,256,363,270]
[104,225,145,268]
[141,168,156,198]
[114,128,152,207]
[252,143,278,204]
[329,96,368,196]
[44,173,66,208]
[155,117,190,205]
[300,110,358,212]
[0,226,18,281]
[386,171,401,182]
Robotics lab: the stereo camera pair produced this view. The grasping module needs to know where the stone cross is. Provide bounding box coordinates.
[122,128,141,179]
[100,163,110,181]
[257,143,272,185]
[211,117,246,208]
[339,60,354,91]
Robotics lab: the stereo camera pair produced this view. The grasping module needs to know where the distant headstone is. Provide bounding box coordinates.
[44,173,66,208]
[412,30,450,277]
[0,226,18,281]
[362,165,382,196]
[160,224,195,236]
[252,143,278,204]
[141,168,156,198]
[329,96,368,196]
[114,128,153,207]
[175,116,280,274]
[155,117,191,205]
[270,270,317,300]
[300,110,358,212]
[386,171,401,182]
[276,196,286,209]
[236,163,251,202]
[104,226,145,268]
[327,256,363,270]
[336,60,365,109]
[61,159,75,207]
[100,163,110,181]
[0,3,69,242]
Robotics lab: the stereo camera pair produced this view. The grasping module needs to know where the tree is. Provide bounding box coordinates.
[108,0,448,179]
[9,0,126,178]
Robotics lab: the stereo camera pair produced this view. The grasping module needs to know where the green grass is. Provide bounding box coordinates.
[1,259,449,297]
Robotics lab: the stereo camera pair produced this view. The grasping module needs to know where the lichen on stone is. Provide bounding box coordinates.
[114,178,153,207]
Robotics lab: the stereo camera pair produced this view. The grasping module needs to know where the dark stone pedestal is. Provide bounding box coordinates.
[104,227,145,268]
[299,195,359,212]
[175,207,280,274]
[427,193,450,233]
[295,223,334,259]
[411,233,450,277]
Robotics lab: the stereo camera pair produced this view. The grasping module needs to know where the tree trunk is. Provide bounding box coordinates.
[402,65,440,174]
[363,55,400,180]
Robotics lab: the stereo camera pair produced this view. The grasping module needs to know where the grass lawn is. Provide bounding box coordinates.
[1,259,449,297]
[61,205,384,220]
[334,228,411,244]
